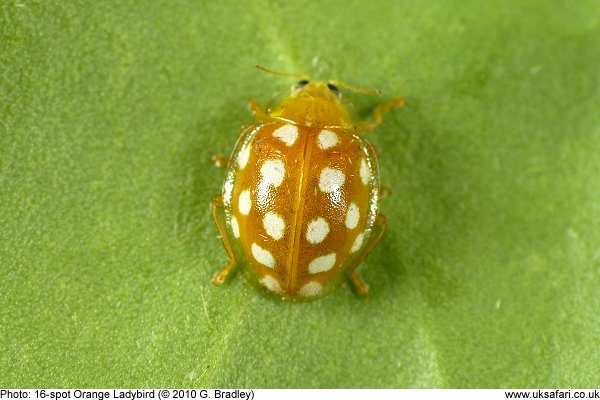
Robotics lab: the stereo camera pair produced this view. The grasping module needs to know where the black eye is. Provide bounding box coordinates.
[295,80,309,89]
[327,83,340,96]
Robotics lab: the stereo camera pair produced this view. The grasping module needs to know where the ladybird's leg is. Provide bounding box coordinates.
[380,186,392,198]
[370,148,391,198]
[211,155,231,168]
[211,194,238,285]
[212,124,256,168]
[347,214,388,296]
[248,99,271,122]
[356,97,406,134]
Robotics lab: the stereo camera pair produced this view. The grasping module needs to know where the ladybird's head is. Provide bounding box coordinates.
[270,79,353,128]
[255,65,383,128]
[292,79,341,101]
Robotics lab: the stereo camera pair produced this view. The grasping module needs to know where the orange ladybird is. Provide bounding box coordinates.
[211,67,404,301]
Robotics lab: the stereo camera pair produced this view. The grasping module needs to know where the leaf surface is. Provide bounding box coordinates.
[1,0,599,387]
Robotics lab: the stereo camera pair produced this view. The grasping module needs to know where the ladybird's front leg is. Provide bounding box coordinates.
[211,195,238,285]
[356,97,406,134]
[347,214,388,296]
[248,99,271,122]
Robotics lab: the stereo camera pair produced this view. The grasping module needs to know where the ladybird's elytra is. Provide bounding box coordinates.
[211,67,404,301]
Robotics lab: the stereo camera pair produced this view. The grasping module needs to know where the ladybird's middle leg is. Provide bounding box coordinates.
[211,155,231,168]
[212,124,256,168]
[211,194,238,285]
[347,214,388,296]
[380,185,392,198]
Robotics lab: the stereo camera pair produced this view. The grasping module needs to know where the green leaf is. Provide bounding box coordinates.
[1,0,599,388]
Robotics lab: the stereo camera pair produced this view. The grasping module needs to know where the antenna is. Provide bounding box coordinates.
[255,65,383,95]
[255,65,309,80]
[328,79,383,95]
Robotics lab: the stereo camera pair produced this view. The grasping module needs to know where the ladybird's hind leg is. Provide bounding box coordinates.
[356,97,406,134]
[347,214,388,296]
[211,194,238,285]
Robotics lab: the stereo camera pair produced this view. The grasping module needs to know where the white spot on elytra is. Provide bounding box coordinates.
[238,190,251,215]
[351,232,364,253]
[345,203,360,229]
[230,215,240,238]
[273,124,299,146]
[308,253,336,274]
[238,145,250,169]
[299,281,323,297]
[317,130,339,150]
[319,167,345,193]
[360,158,370,185]
[251,243,275,269]
[306,217,330,244]
[260,275,282,293]
[263,212,285,240]
[260,159,285,187]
